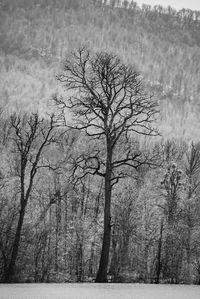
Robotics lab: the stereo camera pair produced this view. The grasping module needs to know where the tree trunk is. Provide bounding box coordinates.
[95,148,112,283]
[109,227,120,282]
[155,219,163,284]
[76,242,83,282]
[3,204,26,282]
[64,197,68,272]
[0,246,7,282]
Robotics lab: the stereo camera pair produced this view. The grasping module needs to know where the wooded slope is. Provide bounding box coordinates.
[1,0,200,138]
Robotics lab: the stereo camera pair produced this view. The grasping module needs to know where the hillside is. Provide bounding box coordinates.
[1,0,200,139]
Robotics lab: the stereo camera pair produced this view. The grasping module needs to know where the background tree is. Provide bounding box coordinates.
[55,47,158,282]
[159,162,185,283]
[184,143,200,283]
[3,113,56,282]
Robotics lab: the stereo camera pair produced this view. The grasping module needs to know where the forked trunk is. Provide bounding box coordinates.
[3,204,26,282]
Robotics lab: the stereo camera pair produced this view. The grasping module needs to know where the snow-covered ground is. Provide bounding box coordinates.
[0,283,199,299]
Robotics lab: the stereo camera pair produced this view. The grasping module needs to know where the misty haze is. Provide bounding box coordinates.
[0,1,200,298]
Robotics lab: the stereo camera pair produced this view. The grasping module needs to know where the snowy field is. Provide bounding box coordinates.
[0,283,199,299]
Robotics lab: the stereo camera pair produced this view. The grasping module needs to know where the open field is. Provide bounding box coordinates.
[0,284,199,299]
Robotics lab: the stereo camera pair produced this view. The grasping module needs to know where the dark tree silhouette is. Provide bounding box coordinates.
[3,113,56,282]
[55,47,159,282]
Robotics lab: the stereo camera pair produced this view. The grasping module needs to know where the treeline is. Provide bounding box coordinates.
[0,110,200,283]
[1,0,200,139]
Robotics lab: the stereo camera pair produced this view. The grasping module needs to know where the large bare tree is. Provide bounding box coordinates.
[55,47,159,282]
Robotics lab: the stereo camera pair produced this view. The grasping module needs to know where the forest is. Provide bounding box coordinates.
[0,0,200,284]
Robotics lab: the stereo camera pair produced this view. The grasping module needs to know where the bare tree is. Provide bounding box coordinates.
[3,113,56,282]
[55,47,159,282]
[184,142,200,282]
